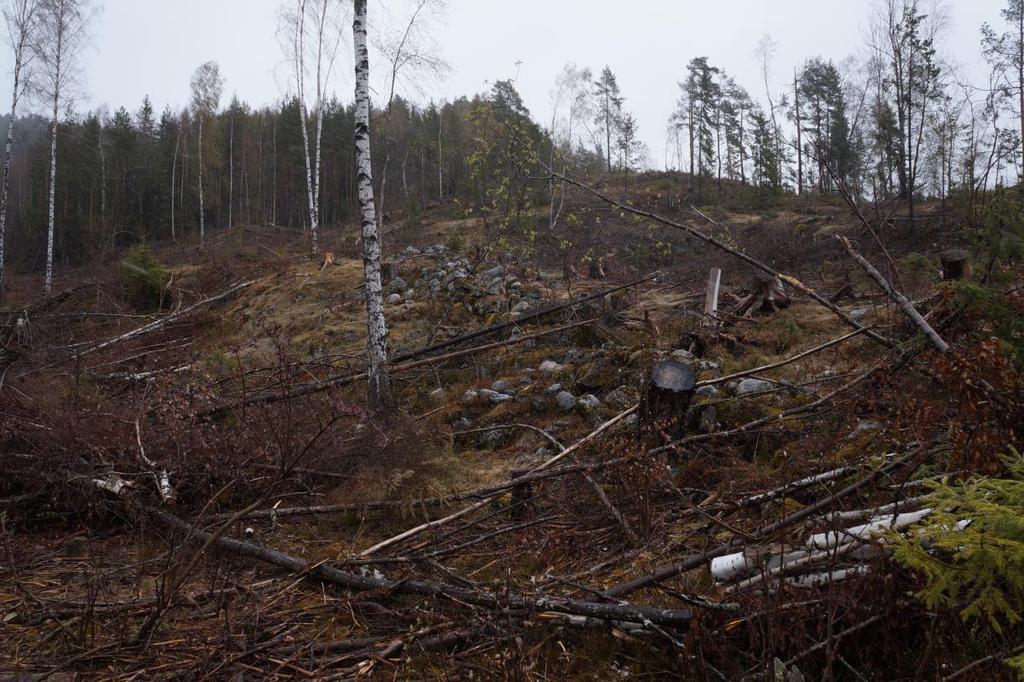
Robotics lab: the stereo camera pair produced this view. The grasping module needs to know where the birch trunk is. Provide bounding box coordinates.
[0,107,14,295]
[45,113,57,295]
[0,58,22,295]
[198,115,205,243]
[0,0,40,295]
[170,130,179,239]
[293,0,320,254]
[228,115,234,228]
[353,0,392,410]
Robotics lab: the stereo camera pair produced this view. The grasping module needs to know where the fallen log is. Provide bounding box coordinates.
[358,406,638,556]
[76,280,255,358]
[603,446,929,597]
[149,508,693,628]
[839,236,949,353]
[208,318,596,416]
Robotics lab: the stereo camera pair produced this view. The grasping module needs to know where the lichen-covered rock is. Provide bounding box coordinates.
[555,391,577,411]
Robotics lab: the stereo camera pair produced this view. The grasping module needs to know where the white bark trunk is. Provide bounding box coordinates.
[0,67,21,295]
[353,0,392,410]
[198,116,205,243]
[45,110,58,295]
[170,129,179,239]
[228,115,234,228]
[294,0,320,254]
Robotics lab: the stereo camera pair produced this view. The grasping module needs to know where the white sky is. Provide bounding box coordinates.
[1,0,1009,167]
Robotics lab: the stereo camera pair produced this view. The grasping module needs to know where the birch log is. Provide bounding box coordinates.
[353,0,392,410]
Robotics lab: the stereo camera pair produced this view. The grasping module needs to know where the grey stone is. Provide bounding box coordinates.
[477,388,501,403]
[428,388,446,405]
[385,277,408,294]
[697,359,720,372]
[544,383,563,395]
[490,379,514,393]
[735,378,774,396]
[461,389,479,404]
[386,293,403,305]
[671,348,696,362]
[404,289,416,300]
[578,394,602,411]
[539,360,563,373]
[604,386,633,409]
[511,301,531,315]
[696,385,721,398]
[555,391,577,411]
[483,265,504,279]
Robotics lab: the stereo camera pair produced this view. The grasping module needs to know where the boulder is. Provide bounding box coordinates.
[604,386,633,409]
[578,394,602,411]
[555,391,577,411]
[734,378,774,396]
[386,293,403,305]
[539,360,564,374]
[461,389,479,405]
[385,277,408,294]
[490,379,514,393]
[696,385,721,398]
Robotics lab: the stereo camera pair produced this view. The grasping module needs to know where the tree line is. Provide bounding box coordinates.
[1,0,1022,293]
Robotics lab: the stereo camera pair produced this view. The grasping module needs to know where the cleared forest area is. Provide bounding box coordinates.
[1,0,1024,679]
[2,169,1023,678]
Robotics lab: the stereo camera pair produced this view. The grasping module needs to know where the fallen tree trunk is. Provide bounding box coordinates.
[206,276,657,416]
[75,280,255,358]
[206,318,596,416]
[149,508,692,628]
[603,446,929,598]
[838,237,949,354]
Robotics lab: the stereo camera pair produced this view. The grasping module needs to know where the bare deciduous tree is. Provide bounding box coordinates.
[190,60,223,246]
[37,0,93,294]
[0,0,42,296]
[372,0,448,224]
[278,0,345,255]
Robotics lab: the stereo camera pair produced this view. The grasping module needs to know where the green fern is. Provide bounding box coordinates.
[891,447,1024,632]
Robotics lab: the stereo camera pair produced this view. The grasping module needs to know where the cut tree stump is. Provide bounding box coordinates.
[640,359,696,440]
[941,248,970,281]
[753,272,791,312]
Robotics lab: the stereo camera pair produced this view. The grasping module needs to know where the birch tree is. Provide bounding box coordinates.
[0,0,42,295]
[372,0,448,227]
[278,0,344,255]
[190,61,223,245]
[353,0,392,410]
[37,0,92,294]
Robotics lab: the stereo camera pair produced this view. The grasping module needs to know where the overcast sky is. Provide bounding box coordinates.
[1,0,1009,167]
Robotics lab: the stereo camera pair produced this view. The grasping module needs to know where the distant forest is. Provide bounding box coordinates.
[2,0,1023,277]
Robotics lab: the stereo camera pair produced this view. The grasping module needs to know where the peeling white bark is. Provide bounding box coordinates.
[0,0,39,295]
[353,0,391,410]
[170,127,179,239]
[197,115,205,243]
[806,508,934,551]
[45,103,57,294]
